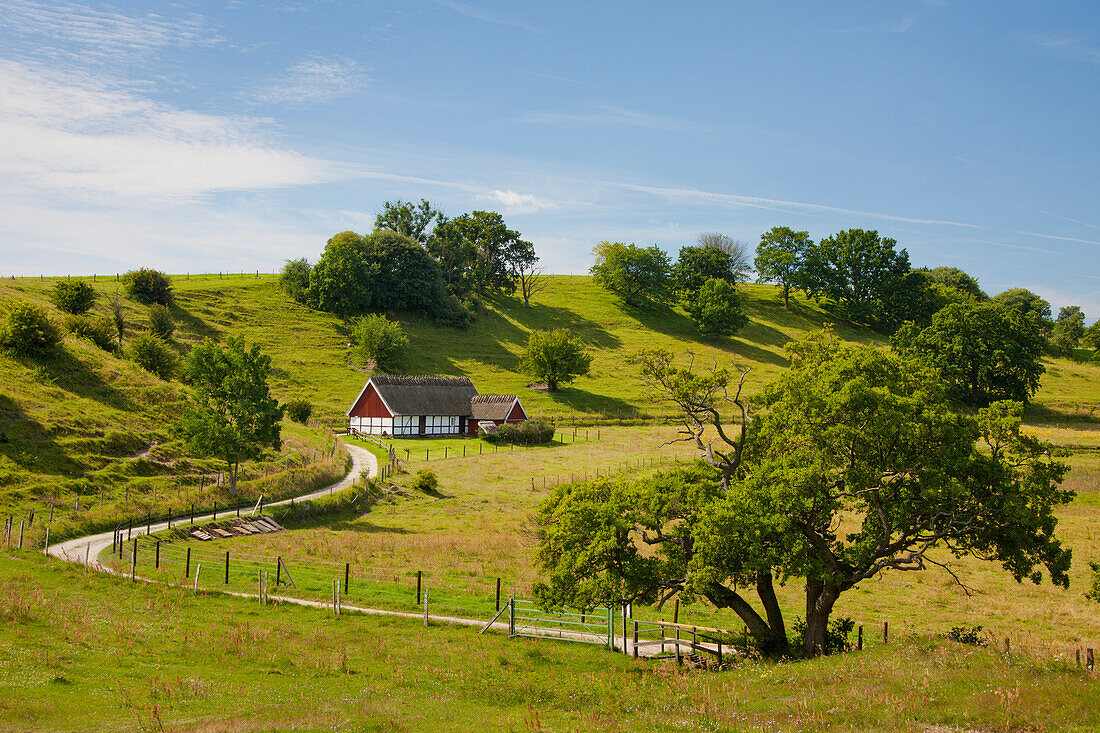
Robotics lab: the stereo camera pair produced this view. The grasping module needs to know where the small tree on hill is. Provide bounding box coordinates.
[1050,305,1085,354]
[122,268,173,305]
[520,328,592,391]
[147,304,175,340]
[280,258,312,304]
[684,278,748,341]
[673,246,739,298]
[351,314,409,372]
[175,337,284,494]
[306,232,374,325]
[0,300,62,355]
[128,333,175,380]
[375,199,445,246]
[516,262,548,307]
[991,288,1053,334]
[51,279,97,315]
[754,226,812,309]
[697,233,751,281]
[107,289,126,349]
[590,241,673,309]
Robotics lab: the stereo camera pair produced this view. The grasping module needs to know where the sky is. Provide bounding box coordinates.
[1,1,1098,318]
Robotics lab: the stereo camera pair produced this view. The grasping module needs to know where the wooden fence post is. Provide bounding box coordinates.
[633,621,639,659]
[19,520,24,549]
[276,556,281,586]
[416,570,422,605]
[190,503,194,525]
[423,589,429,626]
[883,621,889,645]
[496,578,501,612]
[213,501,218,521]
[43,527,49,556]
[155,541,160,569]
[345,562,350,594]
[1088,649,1095,671]
[858,624,863,651]
[131,539,137,580]
[224,551,229,584]
[509,596,515,636]
[185,547,191,578]
[621,604,628,654]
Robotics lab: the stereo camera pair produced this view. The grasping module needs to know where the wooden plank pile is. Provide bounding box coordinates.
[188,516,284,541]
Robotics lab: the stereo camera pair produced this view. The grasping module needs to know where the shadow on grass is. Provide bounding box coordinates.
[537,386,637,416]
[0,392,87,476]
[16,347,133,411]
[488,295,622,350]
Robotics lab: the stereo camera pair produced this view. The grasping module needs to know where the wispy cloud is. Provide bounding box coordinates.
[831,16,916,34]
[1030,35,1100,63]
[3,0,221,61]
[521,105,723,133]
[247,57,369,105]
[0,61,344,202]
[436,0,536,32]
[610,181,980,229]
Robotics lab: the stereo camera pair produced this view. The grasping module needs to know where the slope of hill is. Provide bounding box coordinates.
[1,272,1098,535]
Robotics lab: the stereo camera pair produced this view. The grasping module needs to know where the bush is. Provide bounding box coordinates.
[281,258,311,303]
[946,625,988,646]
[482,419,556,445]
[350,314,409,372]
[1086,562,1100,604]
[51,279,97,315]
[519,329,592,391]
[122,268,173,305]
[792,616,854,655]
[64,314,117,352]
[285,399,313,424]
[128,333,174,380]
[0,300,62,355]
[684,277,748,340]
[147,304,175,339]
[411,469,438,493]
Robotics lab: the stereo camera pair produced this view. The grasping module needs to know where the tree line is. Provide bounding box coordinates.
[280,200,541,327]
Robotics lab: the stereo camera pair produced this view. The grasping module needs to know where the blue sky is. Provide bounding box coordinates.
[1,1,1098,317]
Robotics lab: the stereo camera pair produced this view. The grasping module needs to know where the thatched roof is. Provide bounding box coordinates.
[471,394,520,421]
[370,374,479,416]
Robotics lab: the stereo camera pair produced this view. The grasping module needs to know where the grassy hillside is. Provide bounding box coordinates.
[2,272,1098,534]
[2,550,1098,732]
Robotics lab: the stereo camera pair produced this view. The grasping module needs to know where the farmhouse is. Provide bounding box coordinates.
[346,375,527,437]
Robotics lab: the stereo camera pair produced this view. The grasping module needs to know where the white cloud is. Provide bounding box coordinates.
[481,189,555,214]
[3,0,220,62]
[1031,36,1100,63]
[247,57,369,105]
[0,61,346,202]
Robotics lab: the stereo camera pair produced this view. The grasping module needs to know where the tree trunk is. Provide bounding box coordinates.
[228,457,239,496]
[756,572,788,653]
[782,285,790,310]
[706,583,786,653]
[803,577,841,656]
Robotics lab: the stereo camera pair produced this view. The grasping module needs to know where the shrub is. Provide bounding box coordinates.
[684,277,748,341]
[1086,562,1100,604]
[946,625,988,646]
[350,314,409,372]
[64,315,117,352]
[128,333,174,380]
[122,268,173,305]
[792,616,854,655]
[51,279,97,315]
[482,419,556,445]
[281,258,312,303]
[519,329,592,391]
[411,469,438,493]
[285,399,313,424]
[0,300,62,355]
[147,304,175,339]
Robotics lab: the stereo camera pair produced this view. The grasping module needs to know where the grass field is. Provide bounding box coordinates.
[2,550,1098,732]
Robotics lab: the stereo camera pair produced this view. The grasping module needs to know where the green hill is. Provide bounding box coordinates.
[1,272,1098,537]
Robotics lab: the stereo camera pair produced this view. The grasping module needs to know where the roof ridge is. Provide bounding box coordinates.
[471,394,516,403]
[371,374,474,386]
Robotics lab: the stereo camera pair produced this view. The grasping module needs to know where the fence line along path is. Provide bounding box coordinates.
[48,445,378,570]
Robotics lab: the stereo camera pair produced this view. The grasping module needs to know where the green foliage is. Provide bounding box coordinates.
[519,328,592,391]
[411,469,439,493]
[946,625,988,646]
[350,314,409,372]
[122,268,173,305]
[922,266,987,300]
[375,199,444,246]
[107,289,125,348]
[175,336,284,493]
[363,230,465,324]
[50,279,97,315]
[280,258,312,303]
[992,288,1053,333]
[285,399,313,424]
[1082,320,1100,351]
[1085,562,1100,603]
[0,300,62,355]
[800,229,911,330]
[147,304,175,340]
[127,333,175,380]
[792,616,854,655]
[892,301,1046,406]
[430,210,535,297]
[306,231,374,323]
[1050,305,1086,354]
[590,241,673,309]
[684,278,748,340]
[696,233,751,281]
[673,245,739,297]
[754,226,811,309]
[64,314,116,352]
[482,419,555,445]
